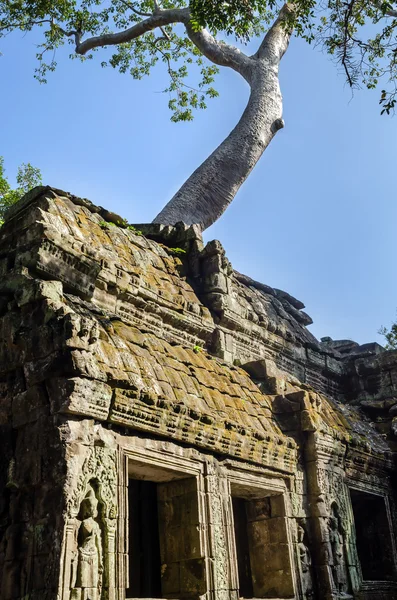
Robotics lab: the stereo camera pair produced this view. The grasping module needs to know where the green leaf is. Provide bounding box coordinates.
[0,156,42,224]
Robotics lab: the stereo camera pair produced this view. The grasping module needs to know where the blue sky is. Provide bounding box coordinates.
[1,24,396,346]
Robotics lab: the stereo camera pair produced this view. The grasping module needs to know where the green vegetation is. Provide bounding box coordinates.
[99,220,117,229]
[379,323,397,350]
[2,2,396,230]
[126,224,143,236]
[99,219,143,236]
[1,1,397,119]
[168,247,187,255]
[0,157,42,226]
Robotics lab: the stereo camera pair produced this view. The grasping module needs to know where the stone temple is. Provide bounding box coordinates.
[1,186,397,600]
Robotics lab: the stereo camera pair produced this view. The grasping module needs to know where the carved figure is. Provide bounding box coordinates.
[329,510,350,598]
[71,486,103,600]
[297,524,313,599]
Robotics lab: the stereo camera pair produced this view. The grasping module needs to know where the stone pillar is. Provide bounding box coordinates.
[304,431,356,600]
[204,460,237,600]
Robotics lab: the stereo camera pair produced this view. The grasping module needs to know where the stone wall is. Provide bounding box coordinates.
[0,187,396,600]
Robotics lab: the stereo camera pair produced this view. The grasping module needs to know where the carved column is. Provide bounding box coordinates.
[305,431,357,600]
[203,460,237,600]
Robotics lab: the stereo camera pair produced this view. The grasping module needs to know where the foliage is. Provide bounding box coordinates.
[193,344,202,353]
[379,323,397,350]
[0,157,42,225]
[1,1,397,119]
[168,246,187,255]
[190,0,315,40]
[126,224,143,235]
[99,220,117,228]
[99,218,143,235]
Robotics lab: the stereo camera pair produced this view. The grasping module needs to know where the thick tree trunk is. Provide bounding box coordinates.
[153,62,284,230]
[73,2,293,232]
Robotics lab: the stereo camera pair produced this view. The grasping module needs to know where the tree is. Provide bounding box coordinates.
[0,158,42,225]
[1,1,396,230]
[379,323,397,350]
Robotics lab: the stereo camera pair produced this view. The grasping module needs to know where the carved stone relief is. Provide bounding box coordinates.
[70,485,103,600]
[60,446,118,600]
[329,505,351,599]
[297,523,314,600]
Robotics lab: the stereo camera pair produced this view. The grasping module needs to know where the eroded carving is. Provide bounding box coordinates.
[329,505,351,599]
[297,524,314,600]
[69,447,117,520]
[70,485,103,600]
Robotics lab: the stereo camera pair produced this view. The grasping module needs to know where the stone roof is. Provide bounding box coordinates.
[59,293,297,472]
[1,186,300,473]
[0,185,392,474]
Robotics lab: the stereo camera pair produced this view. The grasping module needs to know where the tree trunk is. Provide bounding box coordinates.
[152,62,284,231]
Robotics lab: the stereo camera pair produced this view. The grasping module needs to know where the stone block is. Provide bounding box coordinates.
[31,555,49,590]
[161,562,180,595]
[34,240,101,298]
[34,484,64,520]
[249,540,294,597]
[204,272,228,294]
[15,279,63,308]
[314,565,334,598]
[270,494,287,517]
[46,377,112,420]
[254,566,294,598]
[0,393,12,426]
[68,349,107,381]
[12,384,49,428]
[1,560,22,599]
[23,351,67,386]
[180,558,206,595]
[316,541,334,565]
[14,426,42,487]
[248,517,289,547]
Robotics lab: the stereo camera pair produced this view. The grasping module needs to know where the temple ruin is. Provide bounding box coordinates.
[0,186,397,600]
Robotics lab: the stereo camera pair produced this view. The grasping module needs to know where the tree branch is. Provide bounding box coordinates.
[0,18,52,32]
[185,24,252,79]
[57,26,82,47]
[341,0,355,87]
[75,5,251,79]
[371,0,397,17]
[118,0,152,18]
[255,3,295,64]
[75,7,190,54]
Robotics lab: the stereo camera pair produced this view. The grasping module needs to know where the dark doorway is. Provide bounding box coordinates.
[231,492,294,598]
[350,489,396,581]
[127,479,162,598]
[232,497,254,598]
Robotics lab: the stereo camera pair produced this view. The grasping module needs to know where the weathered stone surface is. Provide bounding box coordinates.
[1,188,397,600]
[46,377,113,420]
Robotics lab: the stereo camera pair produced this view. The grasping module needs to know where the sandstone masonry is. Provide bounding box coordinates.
[0,187,396,600]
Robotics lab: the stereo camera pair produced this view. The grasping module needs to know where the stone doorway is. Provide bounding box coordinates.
[232,496,254,598]
[126,459,206,600]
[230,484,295,599]
[350,488,397,582]
[127,479,162,598]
